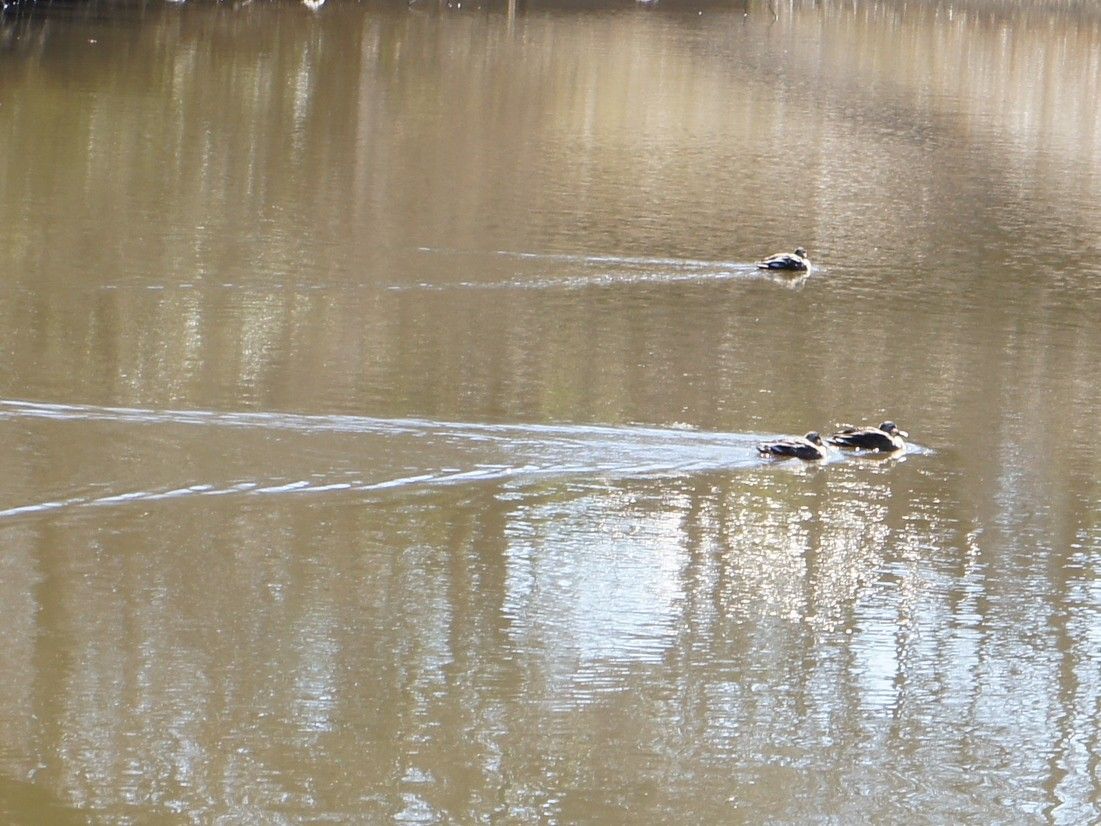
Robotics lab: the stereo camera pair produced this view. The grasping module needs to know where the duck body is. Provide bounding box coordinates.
[757,431,828,460]
[827,421,907,452]
[756,246,810,271]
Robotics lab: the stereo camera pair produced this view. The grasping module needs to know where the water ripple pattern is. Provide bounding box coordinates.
[0,399,767,519]
[388,247,779,291]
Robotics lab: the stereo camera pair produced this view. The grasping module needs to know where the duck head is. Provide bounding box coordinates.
[804,431,823,445]
[879,421,908,438]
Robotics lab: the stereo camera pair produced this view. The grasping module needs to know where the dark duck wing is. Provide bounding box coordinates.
[756,248,810,270]
[826,426,876,449]
[757,434,826,460]
[756,253,799,270]
[826,425,902,451]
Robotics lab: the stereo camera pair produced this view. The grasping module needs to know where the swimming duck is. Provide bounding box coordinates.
[757,431,828,460]
[756,247,810,271]
[827,421,908,452]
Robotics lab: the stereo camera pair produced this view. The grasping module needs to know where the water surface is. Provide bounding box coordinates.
[0,0,1099,822]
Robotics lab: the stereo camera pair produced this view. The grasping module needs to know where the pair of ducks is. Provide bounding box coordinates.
[758,422,908,460]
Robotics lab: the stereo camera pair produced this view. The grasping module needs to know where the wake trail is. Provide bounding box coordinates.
[0,399,764,520]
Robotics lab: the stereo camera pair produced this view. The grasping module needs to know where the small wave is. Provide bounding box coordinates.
[489,248,743,270]
[86,247,801,295]
[385,267,756,293]
[0,460,716,521]
[0,399,747,446]
[396,246,761,292]
[415,245,739,270]
[0,399,924,521]
[0,399,926,460]
[0,399,765,520]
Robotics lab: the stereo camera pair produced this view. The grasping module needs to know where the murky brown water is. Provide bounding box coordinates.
[1,0,1099,821]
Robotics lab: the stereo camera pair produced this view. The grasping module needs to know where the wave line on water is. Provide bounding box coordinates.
[0,398,754,447]
[0,455,735,522]
[0,399,923,460]
[0,463,706,521]
[85,247,806,294]
[415,245,742,270]
[395,245,767,292]
[0,398,773,520]
[384,267,759,293]
[490,248,743,270]
[0,398,507,439]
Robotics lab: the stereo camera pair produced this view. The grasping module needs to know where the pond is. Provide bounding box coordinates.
[0,0,1099,821]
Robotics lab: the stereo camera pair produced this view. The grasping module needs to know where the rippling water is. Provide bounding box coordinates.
[1,0,1099,822]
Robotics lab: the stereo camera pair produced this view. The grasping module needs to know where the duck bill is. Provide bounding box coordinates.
[897,430,909,438]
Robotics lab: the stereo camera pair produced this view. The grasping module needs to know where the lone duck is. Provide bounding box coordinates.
[756,247,810,271]
[827,421,908,452]
[757,431,828,460]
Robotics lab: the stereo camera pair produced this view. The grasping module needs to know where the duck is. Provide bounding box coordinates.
[826,421,908,452]
[757,431,828,460]
[756,247,810,271]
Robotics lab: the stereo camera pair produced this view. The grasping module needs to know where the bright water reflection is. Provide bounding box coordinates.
[1,0,1100,822]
